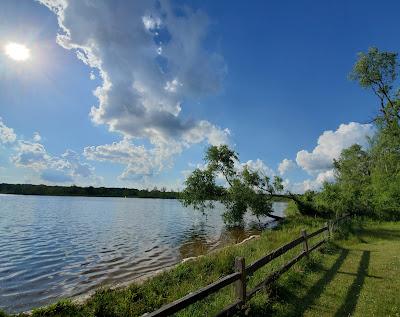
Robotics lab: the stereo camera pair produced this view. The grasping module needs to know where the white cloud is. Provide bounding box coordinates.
[296,122,374,174]
[12,141,50,170]
[84,139,182,180]
[142,15,162,31]
[287,169,335,194]
[164,78,182,93]
[12,140,97,183]
[181,121,230,146]
[241,159,275,177]
[33,132,42,142]
[278,158,295,175]
[0,118,17,144]
[62,149,95,178]
[315,169,335,184]
[39,0,229,179]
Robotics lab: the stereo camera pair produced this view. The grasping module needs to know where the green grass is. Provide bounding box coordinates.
[2,217,400,317]
[244,220,400,317]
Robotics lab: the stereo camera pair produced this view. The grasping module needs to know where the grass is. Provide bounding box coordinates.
[244,220,400,317]
[2,217,400,316]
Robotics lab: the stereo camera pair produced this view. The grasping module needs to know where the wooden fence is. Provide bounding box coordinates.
[145,214,350,317]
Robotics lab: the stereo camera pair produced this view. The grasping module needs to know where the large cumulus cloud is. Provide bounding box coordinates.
[296,122,374,174]
[286,122,375,193]
[38,0,229,179]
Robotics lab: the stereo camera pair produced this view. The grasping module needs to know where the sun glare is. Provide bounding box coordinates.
[4,42,31,61]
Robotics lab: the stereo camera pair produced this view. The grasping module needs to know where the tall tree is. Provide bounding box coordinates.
[350,47,400,219]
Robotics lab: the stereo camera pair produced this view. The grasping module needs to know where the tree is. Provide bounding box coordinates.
[349,47,399,126]
[349,47,400,219]
[369,125,400,218]
[320,145,372,216]
[180,145,284,226]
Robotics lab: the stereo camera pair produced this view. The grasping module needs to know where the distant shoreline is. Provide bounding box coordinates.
[0,183,180,199]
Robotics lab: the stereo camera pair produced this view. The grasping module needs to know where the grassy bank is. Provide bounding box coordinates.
[2,217,399,316]
[263,220,400,317]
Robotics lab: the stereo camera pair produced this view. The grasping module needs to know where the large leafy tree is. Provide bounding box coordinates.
[369,125,400,218]
[333,144,372,212]
[350,47,400,219]
[180,145,284,226]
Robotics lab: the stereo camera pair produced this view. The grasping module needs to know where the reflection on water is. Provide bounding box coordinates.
[178,219,279,259]
[0,194,286,313]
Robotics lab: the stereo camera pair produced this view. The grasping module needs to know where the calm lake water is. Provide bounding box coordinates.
[0,194,287,313]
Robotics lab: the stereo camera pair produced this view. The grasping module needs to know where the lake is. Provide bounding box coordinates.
[0,194,287,313]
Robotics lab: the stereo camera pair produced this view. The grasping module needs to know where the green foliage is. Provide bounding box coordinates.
[180,168,223,213]
[350,47,397,91]
[181,145,284,225]
[350,47,399,125]
[205,145,238,181]
[331,145,372,215]
[29,300,85,317]
[369,126,400,219]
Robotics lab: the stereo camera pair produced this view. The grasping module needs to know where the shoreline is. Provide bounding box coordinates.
[18,225,275,315]
[6,214,353,317]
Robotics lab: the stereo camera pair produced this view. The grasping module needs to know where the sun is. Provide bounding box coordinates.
[4,42,31,61]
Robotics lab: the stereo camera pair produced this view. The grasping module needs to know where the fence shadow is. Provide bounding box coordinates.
[333,250,370,317]
[292,247,349,316]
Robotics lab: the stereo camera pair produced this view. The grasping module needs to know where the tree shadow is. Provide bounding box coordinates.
[333,250,370,317]
[292,247,349,316]
[358,228,400,241]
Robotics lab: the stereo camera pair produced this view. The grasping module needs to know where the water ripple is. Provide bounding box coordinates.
[0,194,286,313]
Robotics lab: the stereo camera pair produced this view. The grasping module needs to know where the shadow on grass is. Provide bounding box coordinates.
[358,228,400,241]
[333,250,370,317]
[291,247,349,316]
[245,246,350,316]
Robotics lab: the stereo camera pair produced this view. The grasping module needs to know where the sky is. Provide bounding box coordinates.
[0,0,399,192]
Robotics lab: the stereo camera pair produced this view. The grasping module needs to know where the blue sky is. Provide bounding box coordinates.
[0,0,399,192]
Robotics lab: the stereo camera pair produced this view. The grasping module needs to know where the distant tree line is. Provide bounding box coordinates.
[0,183,180,199]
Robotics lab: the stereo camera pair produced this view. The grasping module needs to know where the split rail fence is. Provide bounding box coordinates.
[146,214,350,317]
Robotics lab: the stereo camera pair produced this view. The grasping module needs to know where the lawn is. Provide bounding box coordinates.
[246,220,400,317]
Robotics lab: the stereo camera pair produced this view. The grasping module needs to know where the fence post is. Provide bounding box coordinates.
[235,257,246,305]
[301,229,309,254]
[325,221,330,239]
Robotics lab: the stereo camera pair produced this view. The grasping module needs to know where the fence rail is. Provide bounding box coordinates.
[145,214,350,317]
